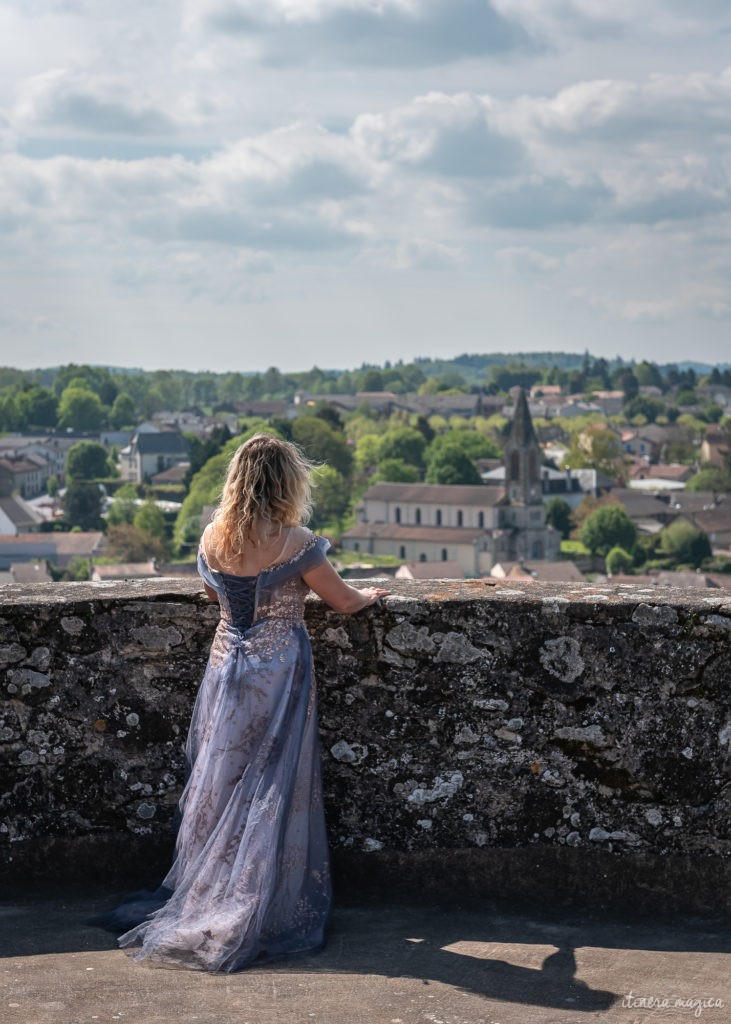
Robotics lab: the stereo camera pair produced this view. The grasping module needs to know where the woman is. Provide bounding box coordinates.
[112,434,389,972]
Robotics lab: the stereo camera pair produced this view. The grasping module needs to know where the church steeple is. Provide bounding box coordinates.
[504,387,542,505]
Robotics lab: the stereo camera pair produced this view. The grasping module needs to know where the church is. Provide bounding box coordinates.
[340,388,560,576]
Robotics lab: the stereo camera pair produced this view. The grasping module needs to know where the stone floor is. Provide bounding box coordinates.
[1,886,729,1024]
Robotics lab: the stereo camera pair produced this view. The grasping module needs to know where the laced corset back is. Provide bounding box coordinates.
[218,573,257,631]
[200,526,321,633]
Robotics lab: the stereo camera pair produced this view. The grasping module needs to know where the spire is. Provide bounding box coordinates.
[511,387,537,446]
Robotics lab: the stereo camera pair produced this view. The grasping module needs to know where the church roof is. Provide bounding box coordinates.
[510,388,538,446]
[360,482,504,506]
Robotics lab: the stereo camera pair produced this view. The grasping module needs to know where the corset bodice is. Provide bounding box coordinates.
[219,572,258,631]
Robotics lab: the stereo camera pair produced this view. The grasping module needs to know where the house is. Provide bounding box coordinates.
[690,507,731,551]
[8,561,52,584]
[627,463,694,490]
[697,385,731,407]
[557,400,604,418]
[151,463,190,486]
[1,435,91,484]
[402,393,483,418]
[342,389,561,575]
[667,492,725,516]
[609,489,676,535]
[589,390,625,415]
[490,560,585,583]
[100,430,134,448]
[0,455,47,499]
[294,392,400,415]
[0,531,104,570]
[395,560,464,580]
[0,495,45,534]
[529,385,563,399]
[91,561,160,581]
[481,464,612,508]
[233,401,291,419]
[700,431,730,468]
[118,431,190,483]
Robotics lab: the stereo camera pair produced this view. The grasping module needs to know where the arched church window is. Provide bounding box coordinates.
[510,451,520,481]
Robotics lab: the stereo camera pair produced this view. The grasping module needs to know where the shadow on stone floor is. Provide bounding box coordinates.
[3,886,730,1019]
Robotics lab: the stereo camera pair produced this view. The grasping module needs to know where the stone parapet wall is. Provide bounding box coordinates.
[1,578,730,914]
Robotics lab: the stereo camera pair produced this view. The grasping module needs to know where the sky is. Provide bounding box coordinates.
[0,1,730,374]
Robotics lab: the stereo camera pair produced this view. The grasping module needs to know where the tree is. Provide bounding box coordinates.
[66,441,110,481]
[425,450,482,485]
[634,361,664,390]
[53,364,118,405]
[606,546,634,575]
[426,430,500,463]
[110,392,136,429]
[63,481,103,529]
[544,497,573,539]
[623,395,665,423]
[57,386,106,431]
[354,434,383,473]
[0,390,20,430]
[564,425,625,479]
[581,504,637,556]
[134,500,166,540]
[659,520,712,568]
[620,372,639,402]
[107,483,138,525]
[106,524,166,562]
[378,428,427,471]
[18,386,58,428]
[63,557,91,581]
[310,465,350,529]
[291,417,353,478]
[375,458,421,483]
[685,467,731,492]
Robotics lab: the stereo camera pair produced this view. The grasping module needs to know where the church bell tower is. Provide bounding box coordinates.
[503,387,543,506]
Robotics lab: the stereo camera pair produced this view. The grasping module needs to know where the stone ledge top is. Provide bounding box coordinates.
[1,575,730,614]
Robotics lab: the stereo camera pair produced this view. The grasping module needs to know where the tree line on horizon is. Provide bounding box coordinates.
[2,353,731,434]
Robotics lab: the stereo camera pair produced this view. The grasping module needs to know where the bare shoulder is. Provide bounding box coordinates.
[286,524,315,555]
[200,521,216,552]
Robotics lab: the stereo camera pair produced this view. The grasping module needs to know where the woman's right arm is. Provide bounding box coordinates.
[302,559,390,613]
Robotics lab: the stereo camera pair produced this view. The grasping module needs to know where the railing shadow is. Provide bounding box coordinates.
[3,888,729,1017]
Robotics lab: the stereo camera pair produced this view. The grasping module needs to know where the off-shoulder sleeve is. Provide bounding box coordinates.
[197,546,223,592]
[297,534,330,575]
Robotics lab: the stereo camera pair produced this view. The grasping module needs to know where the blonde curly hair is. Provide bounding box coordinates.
[210,434,314,561]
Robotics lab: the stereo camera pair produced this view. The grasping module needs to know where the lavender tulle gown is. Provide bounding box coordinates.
[113,531,333,972]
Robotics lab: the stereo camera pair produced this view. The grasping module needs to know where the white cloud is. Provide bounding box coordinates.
[14,69,178,136]
[495,246,560,273]
[189,0,533,67]
[352,92,524,178]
